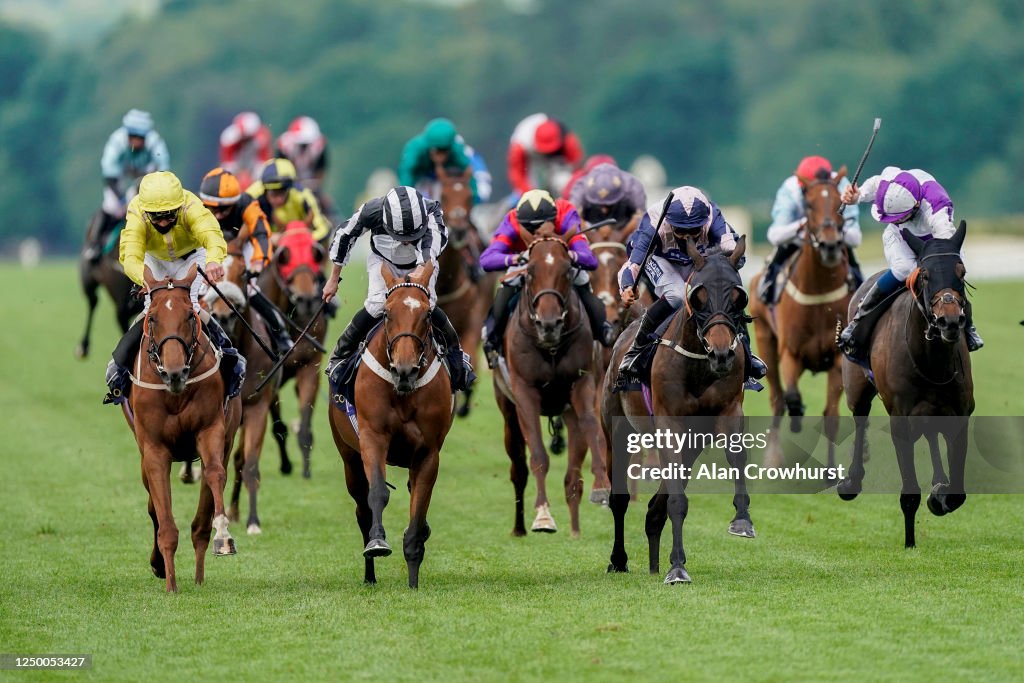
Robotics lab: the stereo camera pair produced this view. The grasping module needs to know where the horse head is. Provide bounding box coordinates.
[381,261,435,395]
[436,164,475,243]
[684,236,748,375]
[587,220,633,334]
[273,229,326,321]
[203,254,249,341]
[801,166,847,268]
[524,224,574,347]
[904,220,969,345]
[143,264,201,394]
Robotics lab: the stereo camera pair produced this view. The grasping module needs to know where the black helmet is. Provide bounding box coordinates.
[260,158,296,191]
[516,189,557,233]
[382,186,430,242]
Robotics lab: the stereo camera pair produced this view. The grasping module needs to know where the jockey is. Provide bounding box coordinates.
[479,189,615,368]
[398,117,492,203]
[562,153,617,202]
[275,116,329,195]
[198,167,294,352]
[757,155,864,304]
[507,113,584,198]
[103,171,245,404]
[246,158,332,242]
[837,166,983,358]
[219,111,272,188]
[322,186,475,393]
[568,162,647,228]
[617,186,768,387]
[88,109,170,263]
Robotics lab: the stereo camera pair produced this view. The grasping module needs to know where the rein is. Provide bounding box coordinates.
[134,281,219,391]
[519,237,585,355]
[903,264,967,385]
[680,270,740,358]
[361,281,442,393]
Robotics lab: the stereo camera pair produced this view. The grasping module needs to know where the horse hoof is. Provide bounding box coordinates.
[302,465,312,480]
[927,485,966,517]
[511,528,527,538]
[456,403,470,418]
[227,507,239,523]
[589,488,610,506]
[75,344,87,360]
[607,563,629,573]
[213,537,237,556]
[837,478,862,501]
[280,459,293,476]
[247,524,262,535]
[663,566,692,584]
[363,539,392,558]
[728,519,756,538]
[531,505,558,533]
[179,463,197,484]
[790,416,803,433]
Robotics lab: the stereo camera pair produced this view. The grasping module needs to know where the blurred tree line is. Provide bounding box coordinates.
[1,0,1023,250]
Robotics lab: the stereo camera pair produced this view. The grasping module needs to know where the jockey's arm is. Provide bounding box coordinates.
[479,219,518,272]
[188,203,228,280]
[507,143,531,195]
[397,137,423,187]
[119,210,148,286]
[301,188,331,241]
[766,182,804,246]
[241,202,272,270]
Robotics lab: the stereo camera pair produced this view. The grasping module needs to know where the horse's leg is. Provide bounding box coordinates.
[560,409,586,538]
[405,447,440,589]
[228,436,244,522]
[891,419,922,548]
[663,472,692,585]
[509,381,555,532]
[141,468,165,580]
[838,360,876,500]
[603,388,629,572]
[295,366,320,479]
[345,452,377,583]
[645,486,668,575]
[243,402,272,535]
[929,425,968,516]
[269,394,293,476]
[76,265,99,359]
[780,349,806,433]
[571,374,610,504]
[755,317,785,466]
[191,474,215,585]
[823,361,844,482]
[197,423,236,557]
[141,446,178,592]
[498,392,529,537]
[722,407,756,539]
[360,429,393,557]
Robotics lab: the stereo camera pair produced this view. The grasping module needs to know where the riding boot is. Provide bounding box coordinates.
[739,319,767,391]
[103,360,132,405]
[575,283,615,347]
[328,307,380,366]
[618,297,676,382]
[483,283,518,368]
[103,318,145,404]
[846,246,865,290]
[86,212,116,263]
[838,274,901,361]
[203,314,246,398]
[431,307,476,392]
[250,290,294,352]
[964,299,984,351]
[757,242,800,304]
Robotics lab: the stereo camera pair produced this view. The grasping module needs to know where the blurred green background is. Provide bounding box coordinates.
[2,0,1023,251]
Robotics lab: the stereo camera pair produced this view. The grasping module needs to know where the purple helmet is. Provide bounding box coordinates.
[873,171,922,223]
[582,163,626,206]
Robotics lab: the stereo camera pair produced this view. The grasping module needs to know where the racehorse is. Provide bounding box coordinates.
[838,222,975,548]
[123,265,241,592]
[433,163,495,418]
[258,226,328,478]
[76,210,142,358]
[750,167,851,470]
[204,253,282,535]
[327,262,454,588]
[602,238,755,584]
[493,225,610,537]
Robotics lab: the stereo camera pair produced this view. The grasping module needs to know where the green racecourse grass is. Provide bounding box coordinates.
[1,261,1022,682]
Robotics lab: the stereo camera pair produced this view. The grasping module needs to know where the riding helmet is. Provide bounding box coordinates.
[382,186,430,242]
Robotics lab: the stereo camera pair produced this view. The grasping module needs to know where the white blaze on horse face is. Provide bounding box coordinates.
[403,296,422,311]
[165,299,173,311]
[545,253,555,265]
[820,189,829,198]
[599,251,616,266]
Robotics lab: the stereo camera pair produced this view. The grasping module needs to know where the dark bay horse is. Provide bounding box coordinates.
[493,227,610,537]
[750,167,851,469]
[258,227,328,478]
[205,253,283,535]
[433,163,495,418]
[602,239,755,584]
[838,222,975,548]
[124,265,241,592]
[76,212,142,358]
[328,262,454,588]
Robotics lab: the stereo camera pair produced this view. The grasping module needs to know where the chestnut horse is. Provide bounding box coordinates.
[433,163,495,418]
[838,222,975,548]
[493,227,610,537]
[76,212,142,358]
[750,168,851,471]
[124,265,241,592]
[258,227,328,478]
[602,239,755,584]
[328,262,454,588]
[205,253,283,535]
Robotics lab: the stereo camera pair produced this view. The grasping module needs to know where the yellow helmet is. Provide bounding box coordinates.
[138,171,185,212]
[260,158,297,190]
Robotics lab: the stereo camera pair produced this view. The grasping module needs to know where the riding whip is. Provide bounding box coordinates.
[251,298,328,394]
[198,265,279,361]
[840,118,882,213]
[631,191,676,298]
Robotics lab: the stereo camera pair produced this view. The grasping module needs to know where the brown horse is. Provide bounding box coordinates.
[328,262,454,588]
[750,168,851,469]
[493,227,610,537]
[602,239,754,583]
[433,163,495,418]
[76,211,142,358]
[124,265,241,592]
[838,222,974,548]
[258,229,328,478]
[204,253,283,535]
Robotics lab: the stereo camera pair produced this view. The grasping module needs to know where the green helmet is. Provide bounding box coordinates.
[423,118,457,150]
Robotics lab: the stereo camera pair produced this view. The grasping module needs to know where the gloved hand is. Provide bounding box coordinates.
[102,187,127,219]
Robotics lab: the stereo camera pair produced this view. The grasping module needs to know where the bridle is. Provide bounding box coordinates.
[524,236,571,325]
[382,281,434,371]
[908,253,967,343]
[142,281,205,384]
[802,178,844,252]
[678,266,743,358]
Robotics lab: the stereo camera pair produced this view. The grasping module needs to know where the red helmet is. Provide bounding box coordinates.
[796,156,832,186]
[534,119,564,154]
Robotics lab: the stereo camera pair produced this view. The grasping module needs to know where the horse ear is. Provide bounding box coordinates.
[184,263,198,286]
[276,246,291,266]
[415,260,435,285]
[312,243,326,263]
[901,228,925,257]
[381,262,398,288]
[952,219,967,251]
[729,235,746,267]
[143,265,157,288]
[686,237,705,270]
[834,165,848,182]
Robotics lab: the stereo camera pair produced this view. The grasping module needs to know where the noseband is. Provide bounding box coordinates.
[682,269,741,357]
[383,281,433,370]
[803,179,844,252]
[909,253,966,342]
[144,282,202,380]
[525,237,571,324]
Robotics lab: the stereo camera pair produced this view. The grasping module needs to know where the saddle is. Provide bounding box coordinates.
[765,250,803,306]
